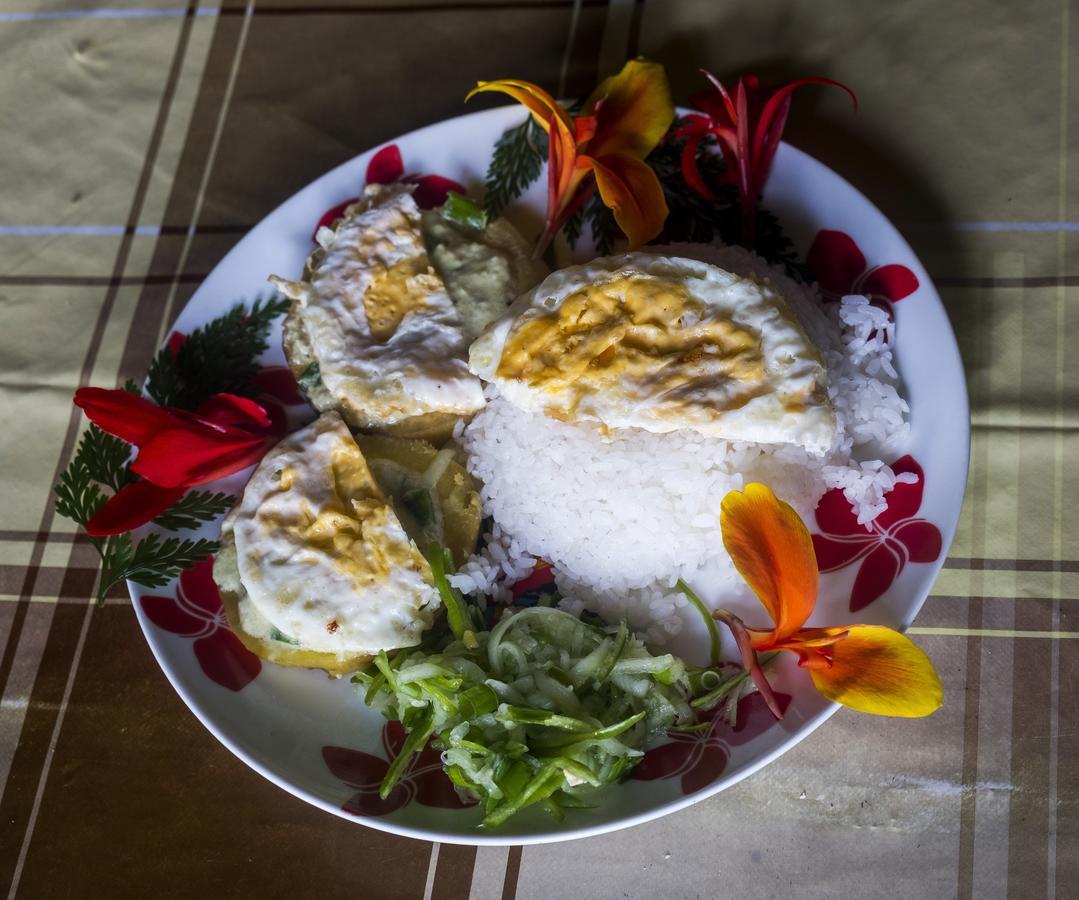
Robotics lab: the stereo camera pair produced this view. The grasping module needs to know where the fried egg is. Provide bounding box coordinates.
[220,412,439,659]
[469,253,836,452]
[272,184,486,437]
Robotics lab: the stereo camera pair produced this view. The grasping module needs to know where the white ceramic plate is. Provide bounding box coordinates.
[130,106,969,845]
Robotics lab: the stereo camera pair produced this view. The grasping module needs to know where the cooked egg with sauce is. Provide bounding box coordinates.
[273,183,544,443]
[469,253,836,452]
[217,412,439,668]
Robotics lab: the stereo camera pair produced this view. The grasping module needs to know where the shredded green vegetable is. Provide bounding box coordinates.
[355,604,692,827]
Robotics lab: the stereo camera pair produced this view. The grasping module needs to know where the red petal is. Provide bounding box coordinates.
[322,746,389,789]
[509,560,555,598]
[166,331,186,360]
[180,558,224,617]
[313,198,360,241]
[860,264,919,303]
[811,533,878,573]
[679,132,720,202]
[850,542,904,613]
[411,765,472,809]
[875,455,925,529]
[195,393,272,431]
[892,519,942,564]
[249,366,304,406]
[74,387,173,446]
[365,144,404,185]
[814,487,865,537]
[139,593,210,636]
[807,230,866,296]
[85,481,185,536]
[193,628,261,691]
[680,743,729,794]
[632,739,697,781]
[132,429,267,488]
[342,785,410,817]
[410,175,466,210]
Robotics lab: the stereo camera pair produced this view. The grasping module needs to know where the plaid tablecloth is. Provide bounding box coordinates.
[1,1,1075,897]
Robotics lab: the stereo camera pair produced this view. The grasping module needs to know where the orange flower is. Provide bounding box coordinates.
[467,59,674,253]
[711,483,942,718]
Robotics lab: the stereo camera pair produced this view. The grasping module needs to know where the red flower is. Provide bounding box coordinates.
[678,73,855,247]
[74,387,277,536]
[323,721,473,817]
[313,144,466,239]
[807,229,920,304]
[633,692,791,794]
[812,455,943,612]
[140,558,261,691]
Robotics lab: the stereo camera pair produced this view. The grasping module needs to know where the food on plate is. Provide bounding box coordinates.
[469,252,836,451]
[354,432,482,568]
[456,243,912,641]
[215,412,481,674]
[273,183,543,444]
[360,604,698,827]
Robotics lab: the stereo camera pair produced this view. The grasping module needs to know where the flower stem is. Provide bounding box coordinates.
[711,608,784,720]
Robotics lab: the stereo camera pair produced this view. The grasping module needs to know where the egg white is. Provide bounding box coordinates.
[469,252,837,452]
[223,412,439,656]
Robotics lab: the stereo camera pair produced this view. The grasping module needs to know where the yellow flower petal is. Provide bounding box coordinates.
[587,153,668,249]
[809,625,943,717]
[584,58,675,161]
[720,483,818,645]
[466,79,573,135]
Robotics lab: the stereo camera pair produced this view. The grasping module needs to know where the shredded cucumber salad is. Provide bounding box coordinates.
[353,547,763,827]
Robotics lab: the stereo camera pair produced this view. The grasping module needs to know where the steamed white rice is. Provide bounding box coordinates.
[448,245,914,644]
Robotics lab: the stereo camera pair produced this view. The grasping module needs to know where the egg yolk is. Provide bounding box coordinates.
[496,274,767,419]
[277,445,427,589]
[362,255,438,341]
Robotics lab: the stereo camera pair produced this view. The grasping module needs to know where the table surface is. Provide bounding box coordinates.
[1,1,1076,898]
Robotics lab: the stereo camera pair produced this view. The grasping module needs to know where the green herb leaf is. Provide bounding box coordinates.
[403,488,435,528]
[441,192,488,231]
[270,626,299,645]
[297,361,321,399]
[484,115,548,218]
[152,490,234,531]
[145,295,289,410]
[94,533,217,607]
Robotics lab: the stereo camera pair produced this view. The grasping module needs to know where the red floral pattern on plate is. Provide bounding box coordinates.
[806,229,919,342]
[807,229,919,303]
[633,692,792,794]
[140,558,261,691]
[812,455,943,613]
[313,144,466,239]
[323,720,473,817]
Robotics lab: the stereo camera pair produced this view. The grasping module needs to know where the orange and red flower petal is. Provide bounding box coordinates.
[807,625,943,717]
[588,153,668,249]
[583,58,674,161]
[466,79,573,134]
[719,482,819,644]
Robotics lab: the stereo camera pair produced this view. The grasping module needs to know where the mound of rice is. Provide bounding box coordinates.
[449,245,915,644]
